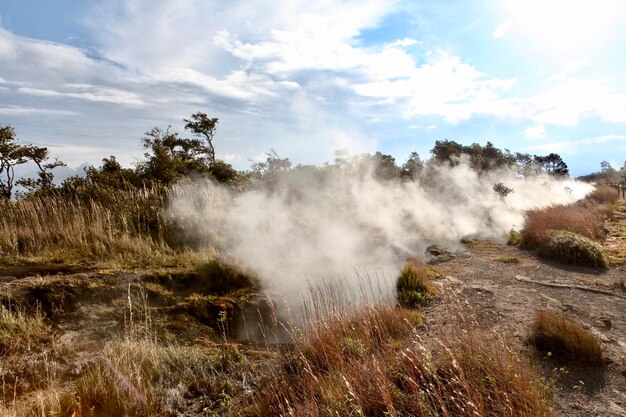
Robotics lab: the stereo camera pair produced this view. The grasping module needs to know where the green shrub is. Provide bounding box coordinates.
[507,229,522,246]
[396,261,437,308]
[538,230,607,268]
[531,310,603,363]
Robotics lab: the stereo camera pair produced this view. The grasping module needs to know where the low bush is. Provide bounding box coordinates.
[396,261,437,308]
[538,230,607,268]
[531,310,603,363]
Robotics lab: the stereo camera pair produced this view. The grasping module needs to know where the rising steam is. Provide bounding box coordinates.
[166,157,592,303]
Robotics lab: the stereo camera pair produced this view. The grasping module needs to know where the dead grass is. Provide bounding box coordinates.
[396,261,438,308]
[0,304,51,356]
[256,305,552,416]
[520,201,609,248]
[531,310,603,364]
[587,185,620,205]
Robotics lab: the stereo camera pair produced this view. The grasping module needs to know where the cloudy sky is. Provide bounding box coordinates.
[1,0,625,176]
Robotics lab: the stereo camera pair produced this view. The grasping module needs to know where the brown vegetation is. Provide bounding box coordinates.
[256,305,552,416]
[531,310,603,364]
[587,185,620,205]
[520,201,608,248]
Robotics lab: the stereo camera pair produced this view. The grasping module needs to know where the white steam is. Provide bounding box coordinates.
[166,159,592,302]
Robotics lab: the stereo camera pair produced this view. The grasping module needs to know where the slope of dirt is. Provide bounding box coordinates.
[428,240,626,417]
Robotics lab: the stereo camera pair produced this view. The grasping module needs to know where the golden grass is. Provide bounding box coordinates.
[0,188,178,266]
[256,305,552,416]
[531,310,603,364]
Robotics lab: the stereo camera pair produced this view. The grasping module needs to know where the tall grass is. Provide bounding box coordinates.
[256,302,552,416]
[0,187,177,265]
[587,185,620,205]
[521,201,608,248]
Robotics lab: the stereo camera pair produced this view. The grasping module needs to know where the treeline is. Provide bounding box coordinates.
[1,112,571,200]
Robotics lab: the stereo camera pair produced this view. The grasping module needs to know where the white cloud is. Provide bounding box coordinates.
[549,60,589,81]
[524,124,545,139]
[527,134,626,155]
[18,86,143,106]
[0,105,77,116]
[492,21,512,39]
[353,52,519,122]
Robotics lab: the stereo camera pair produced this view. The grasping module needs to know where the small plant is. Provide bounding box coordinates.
[538,230,607,268]
[493,182,514,198]
[531,310,603,364]
[396,261,437,308]
[507,229,522,246]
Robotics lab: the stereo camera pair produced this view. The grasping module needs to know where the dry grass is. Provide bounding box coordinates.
[0,304,51,357]
[495,256,520,264]
[587,185,620,205]
[520,201,608,248]
[256,304,552,416]
[396,261,438,308]
[531,310,603,364]
[0,188,176,266]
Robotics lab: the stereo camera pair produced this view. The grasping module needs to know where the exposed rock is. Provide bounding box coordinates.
[425,245,457,264]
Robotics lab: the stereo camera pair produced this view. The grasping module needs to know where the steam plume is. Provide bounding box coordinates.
[166,158,592,303]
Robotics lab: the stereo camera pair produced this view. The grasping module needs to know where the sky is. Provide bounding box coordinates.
[1,0,626,177]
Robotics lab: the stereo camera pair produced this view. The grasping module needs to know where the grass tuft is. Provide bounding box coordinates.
[531,310,603,364]
[396,261,438,308]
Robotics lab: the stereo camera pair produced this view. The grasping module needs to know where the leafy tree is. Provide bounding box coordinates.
[16,147,66,195]
[533,153,569,176]
[251,149,292,180]
[136,126,212,185]
[430,140,515,172]
[372,151,401,180]
[184,112,219,165]
[401,152,423,179]
[0,125,65,198]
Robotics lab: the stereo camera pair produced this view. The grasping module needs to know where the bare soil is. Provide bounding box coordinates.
[428,240,626,417]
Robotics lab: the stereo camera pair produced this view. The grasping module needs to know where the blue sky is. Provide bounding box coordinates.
[1,0,625,177]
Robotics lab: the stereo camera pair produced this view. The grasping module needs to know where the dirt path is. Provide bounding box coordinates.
[427,241,626,416]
